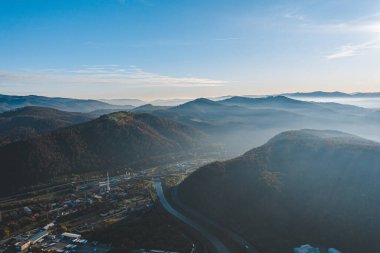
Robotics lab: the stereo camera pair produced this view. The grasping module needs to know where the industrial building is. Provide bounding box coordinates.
[30,230,49,244]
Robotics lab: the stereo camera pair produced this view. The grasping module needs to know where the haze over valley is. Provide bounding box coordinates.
[1,1,380,253]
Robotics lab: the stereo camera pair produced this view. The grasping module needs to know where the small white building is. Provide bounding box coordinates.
[61,232,81,240]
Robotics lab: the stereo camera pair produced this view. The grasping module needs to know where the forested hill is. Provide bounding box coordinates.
[179,129,380,253]
[0,106,94,146]
[0,112,203,195]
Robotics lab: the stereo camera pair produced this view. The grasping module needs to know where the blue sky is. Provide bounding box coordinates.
[0,0,380,100]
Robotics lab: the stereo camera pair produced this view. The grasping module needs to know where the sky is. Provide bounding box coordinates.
[0,0,380,100]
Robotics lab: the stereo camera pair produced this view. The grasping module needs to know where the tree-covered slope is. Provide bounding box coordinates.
[0,112,202,195]
[179,129,380,253]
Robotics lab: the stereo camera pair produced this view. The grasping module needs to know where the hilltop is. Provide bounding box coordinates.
[0,94,134,113]
[0,106,94,146]
[222,95,312,108]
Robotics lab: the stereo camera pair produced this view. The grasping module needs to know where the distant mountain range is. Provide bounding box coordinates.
[150,98,193,106]
[99,98,193,107]
[1,94,380,154]
[0,112,203,195]
[179,129,380,253]
[133,96,379,153]
[0,107,94,146]
[99,98,146,107]
[283,91,380,98]
[0,94,134,113]
[2,92,379,113]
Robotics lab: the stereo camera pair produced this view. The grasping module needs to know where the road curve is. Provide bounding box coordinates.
[153,180,230,253]
[172,187,259,253]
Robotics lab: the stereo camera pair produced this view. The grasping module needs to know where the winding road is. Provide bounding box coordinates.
[171,187,259,253]
[153,180,230,253]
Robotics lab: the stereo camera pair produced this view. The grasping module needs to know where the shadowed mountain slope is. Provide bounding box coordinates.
[179,129,380,253]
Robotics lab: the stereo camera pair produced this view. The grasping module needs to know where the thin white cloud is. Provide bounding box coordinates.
[326,39,380,59]
[295,11,380,34]
[304,21,380,34]
[288,12,380,59]
[0,66,227,88]
[283,10,305,21]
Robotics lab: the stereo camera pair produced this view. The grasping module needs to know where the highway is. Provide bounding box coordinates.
[153,180,230,253]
